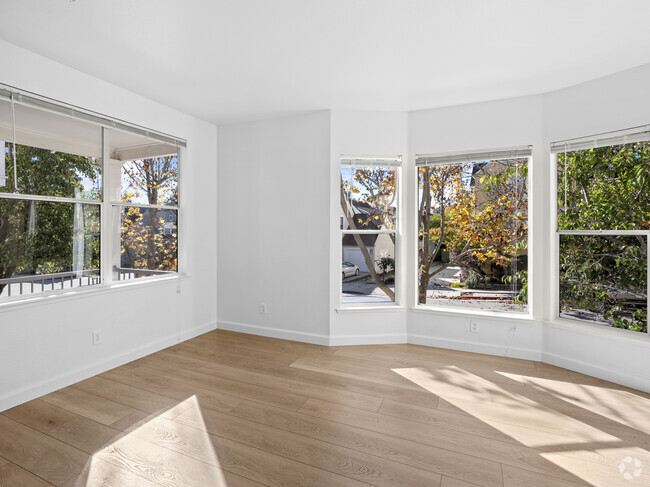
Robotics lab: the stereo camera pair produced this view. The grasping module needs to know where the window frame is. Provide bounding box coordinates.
[0,86,185,304]
[108,142,181,282]
[550,130,650,337]
[413,146,532,317]
[338,155,402,310]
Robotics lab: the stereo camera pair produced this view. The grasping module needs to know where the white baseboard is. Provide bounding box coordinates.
[542,352,650,393]
[329,334,407,346]
[408,334,541,361]
[0,321,217,412]
[217,320,330,346]
[217,321,407,347]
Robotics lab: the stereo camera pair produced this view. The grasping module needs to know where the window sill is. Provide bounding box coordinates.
[0,274,189,313]
[336,304,405,313]
[412,304,535,323]
[545,318,650,344]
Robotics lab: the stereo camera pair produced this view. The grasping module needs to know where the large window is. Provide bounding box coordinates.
[0,88,184,300]
[0,95,102,298]
[553,131,649,334]
[340,156,400,305]
[416,147,530,313]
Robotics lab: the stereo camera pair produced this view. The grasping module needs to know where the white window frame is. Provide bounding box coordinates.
[413,146,532,318]
[108,147,181,282]
[339,155,402,310]
[550,128,650,337]
[0,85,186,304]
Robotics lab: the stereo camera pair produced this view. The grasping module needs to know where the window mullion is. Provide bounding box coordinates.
[557,229,648,236]
[0,193,101,205]
[341,229,394,235]
[111,202,178,211]
[100,127,112,286]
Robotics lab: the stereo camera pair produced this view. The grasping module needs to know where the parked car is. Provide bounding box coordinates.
[342,261,360,279]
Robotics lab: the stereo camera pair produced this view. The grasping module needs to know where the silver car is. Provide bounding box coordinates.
[342,261,360,279]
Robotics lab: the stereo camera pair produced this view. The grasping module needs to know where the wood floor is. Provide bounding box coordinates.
[1,330,649,487]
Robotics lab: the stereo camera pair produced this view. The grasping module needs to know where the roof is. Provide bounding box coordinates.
[342,233,379,247]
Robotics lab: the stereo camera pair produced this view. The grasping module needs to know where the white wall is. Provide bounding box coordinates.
[0,40,218,411]
[217,111,331,344]
[541,64,650,392]
[216,66,650,392]
[329,111,409,345]
[407,96,545,360]
[217,82,650,392]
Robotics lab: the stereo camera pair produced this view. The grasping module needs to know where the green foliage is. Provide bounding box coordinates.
[503,270,528,304]
[558,143,650,332]
[0,144,100,293]
[558,143,650,230]
[560,235,646,332]
[375,255,395,274]
[464,272,483,289]
[375,255,395,283]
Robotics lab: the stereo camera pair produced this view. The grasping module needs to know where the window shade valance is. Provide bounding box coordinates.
[340,155,402,167]
[415,146,531,166]
[550,125,650,153]
[0,86,187,149]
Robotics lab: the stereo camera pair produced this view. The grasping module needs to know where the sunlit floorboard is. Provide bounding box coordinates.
[1,329,649,486]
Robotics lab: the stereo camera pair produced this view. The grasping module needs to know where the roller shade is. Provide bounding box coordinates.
[340,155,402,167]
[551,125,650,153]
[416,146,531,166]
[0,85,186,149]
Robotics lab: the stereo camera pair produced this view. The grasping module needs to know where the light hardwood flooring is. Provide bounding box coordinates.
[1,329,650,487]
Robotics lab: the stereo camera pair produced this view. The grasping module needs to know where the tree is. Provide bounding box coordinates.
[417,160,528,305]
[0,144,100,294]
[375,254,395,281]
[341,161,527,306]
[120,155,178,272]
[558,143,649,332]
[120,206,177,272]
[122,156,178,206]
[340,167,396,300]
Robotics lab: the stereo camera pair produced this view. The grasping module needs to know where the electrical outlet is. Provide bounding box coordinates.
[259,303,267,314]
[470,320,479,333]
[92,331,103,345]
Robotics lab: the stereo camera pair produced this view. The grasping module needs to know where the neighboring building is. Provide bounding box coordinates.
[341,199,394,273]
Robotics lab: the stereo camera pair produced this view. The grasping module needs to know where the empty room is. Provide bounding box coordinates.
[1,1,650,486]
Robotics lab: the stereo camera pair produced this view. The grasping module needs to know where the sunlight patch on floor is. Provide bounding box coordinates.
[391,366,650,487]
[496,371,650,434]
[68,396,228,487]
[392,366,617,446]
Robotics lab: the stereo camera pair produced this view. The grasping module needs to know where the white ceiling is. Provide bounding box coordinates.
[2,0,650,125]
